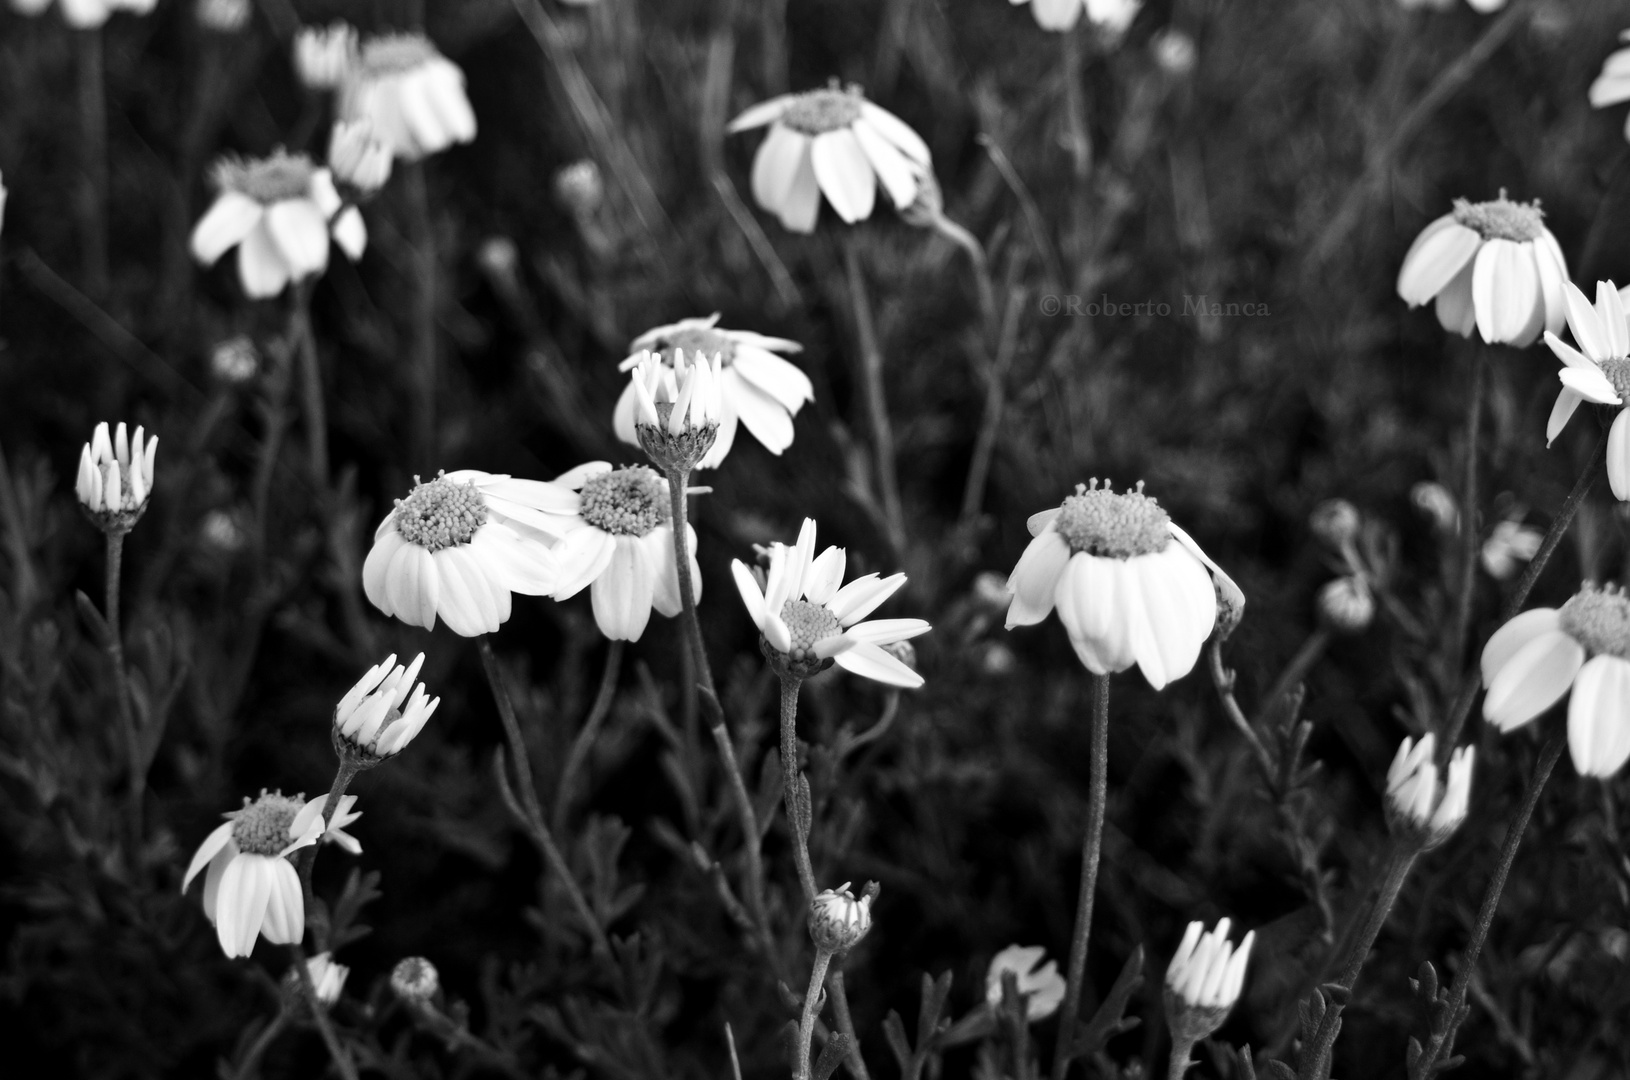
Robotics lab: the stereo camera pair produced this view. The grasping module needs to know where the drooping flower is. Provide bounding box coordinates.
[1482,585,1630,777]
[1589,29,1630,141]
[339,33,476,162]
[8,0,155,30]
[616,316,813,468]
[1008,0,1140,35]
[328,119,393,196]
[626,350,725,474]
[985,945,1066,1022]
[1395,192,1567,347]
[1540,281,1630,499]
[732,518,930,688]
[76,421,158,532]
[333,653,440,761]
[294,23,358,91]
[1004,481,1230,690]
[728,85,930,233]
[1384,734,1474,849]
[362,470,562,638]
[809,881,874,954]
[190,151,365,299]
[1164,919,1254,1046]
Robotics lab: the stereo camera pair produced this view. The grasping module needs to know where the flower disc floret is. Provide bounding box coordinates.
[578,467,669,537]
[393,473,488,552]
[1600,359,1630,401]
[212,151,318,204]
[782,599,842,659]
[1452,194,1545,243]
[1052,480,1171,558]
[230,793,305,855]
[781,87,865,134]
[1558,584,1630,659]
[356,33,440,75]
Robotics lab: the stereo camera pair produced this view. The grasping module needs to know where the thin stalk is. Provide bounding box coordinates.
[1260,627,1331,725]
[960,280,1027,531]
[76,28,108,299]
[289,945,359,1080]
[1166,1036,1197,1080]
[797,948,836,1080]
[228,1010,288,1080]
[779,675,818,902]
[1059,27,1092,264]
[663,467,716,698]
[1333,840,1420,990]
[405,162,438,471]
[1449,346,1487,675]
[1051,672,1112,1080]
[552,639,626,831]
[1207,638,1275,779]
[294,757,361,945]
[827,968,871,1080]
[105,529,142,851]
[841,237,906,555]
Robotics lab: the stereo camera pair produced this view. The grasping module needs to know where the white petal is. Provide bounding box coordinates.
[386,541,441,630]
[237,221,292,298]
[732,376,797,453]
[1600,279,1630,359]
[804,546,847,606]
[613,381,641,447]
[1472,238,1541,347]
[591,536,656,641]
[750,125,810,220]
[1055,554,1133,676]
[1611,410,1630,502]
[1482,629,1585,731]
[431,546,498,637]
[553,461,613,491]
[332,206,367,261]
[1546,389,1582,448]
[264,199,332,277]
[842,618,931,645]
[1005,528,1070,627]
[1568,655,1630,777]
[852,118,919,210]
[776,138,822,233]
[470,523,557,596]
[1559,366,1622,405]
[1563,281,1611,361]
[1535,231,1570,337]
[1480,608,1562,685]
[1027,508,1062,536]
[831,572,907,626]
[1434,258,1477,337]
[810,128,877,224]
[362,527,407,617]
[1396,217,1480,307]
[182,822,236,894]
[552,527,618,600]
[216,856,273,958]
[191,193,264,266]
[732,559,769,631]
[643,527,685,618]
[729,349,814,413]
[833,641,925,688]
[727,94,796,133]
[258,859,305,945]
[858,101,931,166]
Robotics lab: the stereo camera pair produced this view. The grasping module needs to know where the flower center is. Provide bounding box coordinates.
[1559,584,1630,659]
[779,598,842,659]
[393,473,488,552]
[358,33,439,77]
[659,328,736,366]
[781,87,864,135]
[211,151,317,204]
[578,467,668,536]
[1599,359,1630,399]
[1451,192,1545,243]
[1052,480,1172,558]
[230,792,304,856]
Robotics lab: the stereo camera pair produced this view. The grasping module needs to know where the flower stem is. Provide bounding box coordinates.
[1166,1035,1197,1080]
[291,283,329,489]
[1059,26,1092,264]
[1449,344,1487,676]
[1259,627,1331,724]
[1334,839,1420,990]
[1051,672,1112,1080]
[105,529,142,853]
[779,674,818,903]
[294,756,361,945]
[288,944,359,1080]
[841,236,906,556]
[551,639,625,831]
[75,27,108,299]
[228,1009,288,1080]
[827,967,871,1080]
[797,947,835,1080]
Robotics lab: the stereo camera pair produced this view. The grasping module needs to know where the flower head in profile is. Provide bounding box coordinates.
[1005,481,1232,689]
[616,315,813,468]
[9,0,155,30]
[728,84,930,233]
[1540,281,1630,499]
[295,23,359,90]
[333,653,440,763]
[985,945,1066,1022]
[1590,30,1630,141]
[809,881,875,954]
[626,351,725,474]
[732,519,930,687]
[1164,919,1253,1046]
[1395,192,1567,347]
[191,151,364,299]
[77,421,157,533]
[288,952,349,1006]
[340,34,476,162]
[1385,734,1474,849]
[181,791,360,958]
[1481,585,1630,778]
[328,119,393,196]
[363,470,562,637]
[1008,0,1140,35]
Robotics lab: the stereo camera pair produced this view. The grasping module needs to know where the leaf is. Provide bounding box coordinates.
[1071,944,1145,1058]
[74,590,109,646]
[919,969,954,1044]
[882,1010,912,1070]
[813,1033,850,1080]
[1237,1045,1258,1080]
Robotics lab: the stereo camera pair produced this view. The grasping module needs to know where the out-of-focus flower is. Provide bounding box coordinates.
[898,162,944,229]
[985,945,1066,1022]
[1396,192,1567,347]
[1164,919,1253,1046]
[199,508,246,554]
[554,160,604,216]
[210,335,259,384]
[191,152,364,299]
[181,791,359,958]
[1317,576,1374,634]
[809,881,874,953]
[733,518,930,687]
[300,952,349,1005]
[1385,734,1474,848]
[728,85,930,233]
[195,0,249,32]
[340,34,476,162]
[1005,481,1230,690]
[9,0,155,30]
[1008,0,1140,34]
[1411,480,1459,534]
[1150,28,1196,75]
[616,315,812,468]
[1309,498,1360,549]
[333,653,440,761]
[1481,584,1630,777]
[391,957,440,1002]
[1541,281,1630,498]
[295,23,358,91]
[1482,519,1542,580]
[627,351,725,473]
[1589,29,1630,140]
[363,471,562,637]
[77,421,157,530]
[328,119,393,195]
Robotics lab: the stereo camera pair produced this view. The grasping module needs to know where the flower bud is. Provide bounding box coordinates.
[1164,919,1253,1047]
[809,881,875,954]
[77,421,158,534]
[294,23,358,91]
[985,945,1065,1022]
[898,165,942,229]
[1211,564,1247,640]
[328,119,393,194]
[1481,520,1541,581]
[553,160,604,216]
[391,956,440,1003]
[1309,498,1360,549]
[1317,576,1373,634]
[210,334,258,384]
[1385,735,1473,849]
[333,653,440,764]
[1410,481,1459,535]
[1150,28,1196,76]
[631,350,724,473]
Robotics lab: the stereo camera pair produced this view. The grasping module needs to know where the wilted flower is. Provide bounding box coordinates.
[1009,0,1140,34]
[1385,734,1474,848]
[1541,281,1630,498]
[328,119,393,195]
[1482,584,1630,777]
[1411,480,1459,534]
[195,0,249,32]
[985,945,1066,1022]
[1164,919,1254,1046]
[1482,519,1542,580]
[1005,481,1232,690]
[1309,498,1360,549]
[191,151,364,299]
[362,470,562,637]
[391,957,440,1002]
[733,518,930,688]
[1589,29,1630,141]
[1317,576,1374,634]
[294,23,358,91]
[340,34,476,161]
[333,653,440,762]
[627,350,725,473]
[1395,192,1567,347]
[809,881,873,953]
[8,0,155,30]
[728,84,930,233]
[77,421,158,531]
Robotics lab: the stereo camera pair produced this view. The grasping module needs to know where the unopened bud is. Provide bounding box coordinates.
[1164,919,1253,1047]
[1317,576,1373,634]
[210,335,258,384]
[554,160,603,216]
[1150,28,1196,76]
[1309,498,1361,549]
[1411,481,1459,535]
[1386,735,1473,849]
[809,881,875,954]
[391,957,440,1003]
[76,421,158,534]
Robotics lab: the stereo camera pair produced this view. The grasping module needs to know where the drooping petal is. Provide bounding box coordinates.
[613,381,640,446]
[385,541,441,630]
[1480,608,1563,685]
[1434,258,1477,338]
[1472,238,1541,347]
[810,127,878,224]
[363,526,407,616]
[857,101,931,166]
[730,349,814,412]
[1055,554,1133,676]
[182,822,237,895]
[1482,630,1585,731]
[750,125,810,220]
[832,641,925,688]
[470,523,556,596]
[1395,216,1480,307]
[191,192,264,266]
[776,138,822,234]
[852,118,919,210]
[552,527,617,600]
[264,198,332,277]
[258,859,305,945]
[732,376,797,453]
[1005,527,1071,627]
[433,545,502,636]
[1535,231,1570,338]
[644,528,684,618]
[590,536,656,641]
[332,206,367,260]
[216,855,273,958]
[237,221,293,298]
[1568,655,1630,778]
[1610,409,1630,502]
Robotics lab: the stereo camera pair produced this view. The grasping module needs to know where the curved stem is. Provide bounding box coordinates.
[105,530,142,852]
[779,675,817,903]
[1449,345,1487,675]
[841,236,906,555]
[229,1010,288,1080]
[797,948,835,1080]
[552,639,625,830]
[289,945,359,1080]
[1207,639,1275,779]
[1051,672,1111,1080]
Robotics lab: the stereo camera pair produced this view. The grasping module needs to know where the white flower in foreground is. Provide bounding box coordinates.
[1005,481,1232,690]
[181,791,360,958]
[295,23,359,91]
[626,350,725,474]
[340,33,476,162]
[328,119,393,195]
[77,421,158,529]
[809,882,874,954]
[1395,192,1567,347]
[333,652,440,760]
[1384,734,1474,848]
[728,84,930,233]
[1481,585,1630,778]
[1008,0,1139,34]
[9,0,154,30]
[1590,30,1630,141]
[191,151,365,299]
[616,315,813,468]
[732,518,930,687]
[1164,919,1253,1046]
[1541,281,1630,498]
[363,471,562,637]
[1482,519,1542,580]
[985,945,1066,1022]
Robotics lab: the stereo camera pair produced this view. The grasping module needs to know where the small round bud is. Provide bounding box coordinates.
[210,335,259,384]
[477,236,520,279]
[391,957,440,1003]
[1150,28,1196,76]
[1317,576,1374,634]
[809,881,875,954]
[1309,499,1361,549]
[554,160,604,216]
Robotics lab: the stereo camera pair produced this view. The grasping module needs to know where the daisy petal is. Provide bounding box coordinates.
[1481,608,1563,685]
[1005,528,1070,628]
[810,128,878,224]
[182,822,236,895]
[191,192,263,265]
[831,572,907,625]
[1396,216,1479,307]
[833,641,925,688]
[1568,655,1630,777]
[1610,410,1630,501]
[1482,629,1584,731]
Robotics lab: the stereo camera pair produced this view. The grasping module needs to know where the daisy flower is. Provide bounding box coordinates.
[731,518,930,688]
[985,945,1066,1022]
[362,470,562,638]
[295,23,358,91]
[1384,734,1474,848]
[1481,583,1630,778]
[1590,29,1630,140]
[728,84,930,233]
[626,350,725,474]
[181,791,361,958]
[1009,0,1140,35]
[190,151,365,299]
[1540,280,1630,498]
[332,652,440,761]
[328,119,394,196]
[1395,192,1567,348]
[339,33,476,162]
[615,315,813,468]
[76,420,157,530]
[8,0,154,30]
[1005,481,1231,690]
[1164,919,1253,1040]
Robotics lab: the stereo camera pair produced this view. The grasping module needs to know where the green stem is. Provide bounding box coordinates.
[779,674,817,903]
[797,948,835,1080]
[1334,840,1420,991]
[1166,1035,1197,1080]
[1259,627,1331,725]
[551,639,625,831]
[1051,672,1111,1080]
[1449,345,1487,675]
[827,967,871,1080]
[105,529,142,852]
[289,944,359,1080]
[841,236,906,556]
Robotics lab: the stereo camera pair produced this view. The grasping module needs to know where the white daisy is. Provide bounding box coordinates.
[1165,919,1253,1013]
[332,652,440,760]
[1395,192,1568,348]
[328,119,393,195]
[731,518,930,688]
[1590,29,1630,141]
[1005,481,1230,690]
[9,0,155,30]
[362,470,562,638]
[76,420,157,523]
[615,315,813,468]
[985,945,1066,1022]
[190,151,366,299]
[1008,0,1140,34]
[1481,584,1630,778]
[1540,280,1630,499]
[728,85,930,233]
[1384,733,1474,848]
[339,33,476,162]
